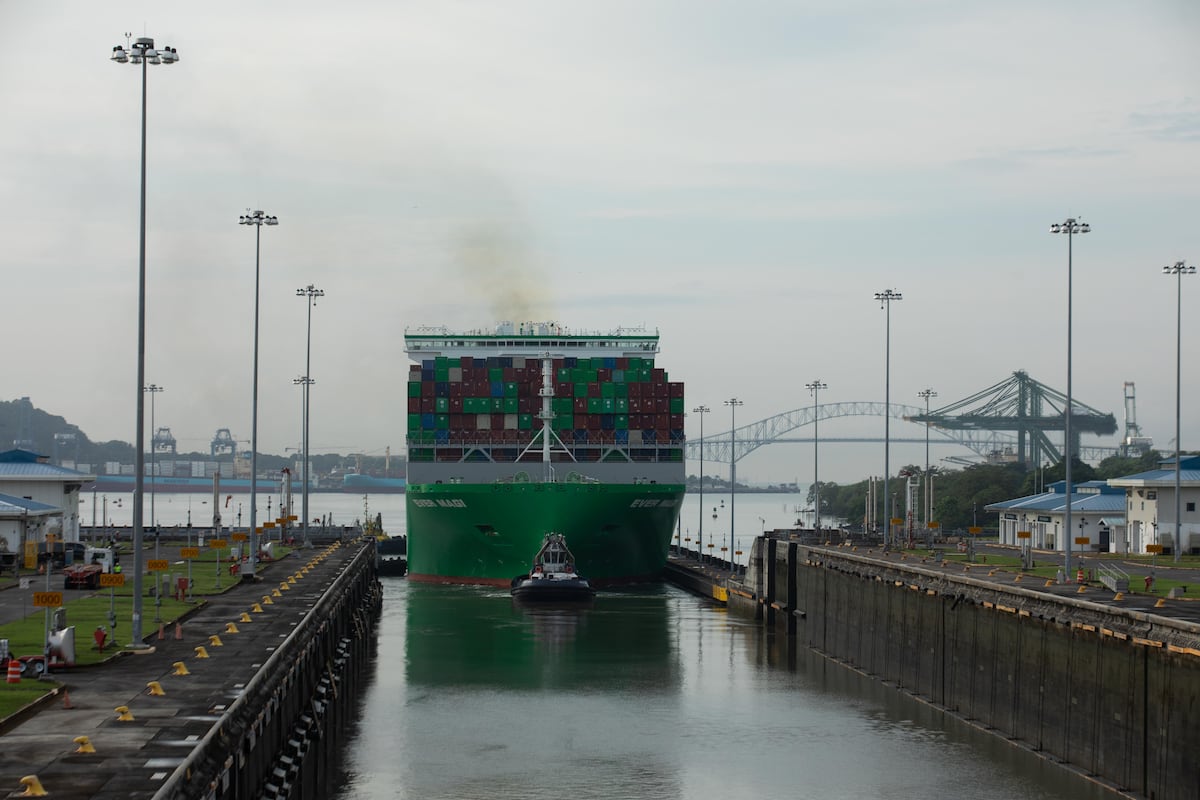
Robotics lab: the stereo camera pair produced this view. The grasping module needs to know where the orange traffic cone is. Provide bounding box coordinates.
[62,689,74,709]
[174,622,182,640]
[157,623,165,641]
[6,659,20,684]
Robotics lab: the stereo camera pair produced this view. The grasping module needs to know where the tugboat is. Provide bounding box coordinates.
[510,533,595,602]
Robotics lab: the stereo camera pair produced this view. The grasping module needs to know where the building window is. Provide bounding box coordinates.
[1189,502,1196,513]
[1147,490,1157,500]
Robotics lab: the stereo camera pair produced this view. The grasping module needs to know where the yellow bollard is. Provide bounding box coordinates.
[1077,585,1087,594]
[251,603,264,613]
[1045,579,1055,587]
[147,681,165,696]
[194,646,210,659]
[273,588,284,597]
[987,570,996,577]
[277,584,288,593]
[1013,574,1022,582]
[73,736,96,754]
[225,622,240,634]
[18,775,48,797]
[1113,592,1124,601]
[172,661,190,676]
[239,612,252,623]
[1155,598,1167,608]
[114,705,135,721]
[289,575,298,583]
[209,635,223,647]
[261,595,274,605]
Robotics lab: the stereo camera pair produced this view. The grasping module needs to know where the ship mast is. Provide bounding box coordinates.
[539,352,555,482]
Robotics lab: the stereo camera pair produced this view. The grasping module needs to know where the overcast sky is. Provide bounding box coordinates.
[2,1,1198,485]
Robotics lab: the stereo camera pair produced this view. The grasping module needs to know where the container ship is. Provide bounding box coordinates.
[405,322,685,585]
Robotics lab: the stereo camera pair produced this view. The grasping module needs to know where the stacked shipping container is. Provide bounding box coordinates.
[407,355,684,464]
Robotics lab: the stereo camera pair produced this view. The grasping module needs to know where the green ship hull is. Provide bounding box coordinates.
[405,481,684,585]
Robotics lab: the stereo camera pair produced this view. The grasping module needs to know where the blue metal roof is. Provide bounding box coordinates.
[985,487,1127,515]
[1107,468,1200,486]
[0,493,58,516]
[0,460,94,481]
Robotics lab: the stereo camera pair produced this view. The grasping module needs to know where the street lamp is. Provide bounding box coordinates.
[692,405,710,558]
[1050,217,1090,579]
[724,398,743,573]
[918,388,937,529]
[144,383,163,555]
[806,381,827,531]
[111,34,178,647]
[240,209,279,580]
[296,283,324,549]
[1164,261,1195,562]
[875,289,902,547]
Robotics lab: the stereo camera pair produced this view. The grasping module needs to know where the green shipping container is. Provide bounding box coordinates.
[600,383,615,399]
[503,398,518,414]
[574,383,588,398]
[616,415,628,429]
[615,383,628,398]
[491,398,504,412]
[408,381,422,398]
[616,398,629,412]
[504,382,519,397]
[489,368,503,382]
[518,414,533,430]
[436,414,449,430]
[669,398,684,414]
[553,415,573,430]
[408,413,421,431]
[436,397,449,413]
[435,368,449,382]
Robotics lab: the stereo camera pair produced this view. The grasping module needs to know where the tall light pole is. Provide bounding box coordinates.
[1164,261,1195,562]
[111,34,178,646]
[1050,218,1089,578]
[144,383,163,553]
[692,405,710,558]
[918,388,937,529]
[725,398,743,573]
[296,284,324,549]
[806,381,827,531]
[875,289,902,547]
[240,210,279,580]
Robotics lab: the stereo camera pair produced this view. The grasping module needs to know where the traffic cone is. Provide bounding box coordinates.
[174,622,182,640]
[6,659,20,684]
[61,689,73,709]
[157,623,165,641]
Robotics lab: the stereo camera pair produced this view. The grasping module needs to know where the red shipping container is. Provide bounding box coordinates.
[503,367,516,382]
[449,382,464,397]
[588,382,601,397]
[408,397,421,414]
[421,381,436,398]
[461,356,474,368]
[656,414,670,429]
[449,397,463,413]
[668,382,684,398]
[652,368,665,382]
[574,397,588,413]
[617,357,629,369]
[421,397,436,414]
[462,415,476,430]
[670,414,684,429]
[450,414,465,429]
[557,382,572,397]
[627,382,642,399]
[654,382,669,398]
[491,413,504,430]
[597,368,611,382]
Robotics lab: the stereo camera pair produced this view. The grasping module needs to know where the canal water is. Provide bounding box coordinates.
[333,579,1113,800]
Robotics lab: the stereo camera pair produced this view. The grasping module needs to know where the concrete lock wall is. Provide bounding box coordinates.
[156,546,383,800]
[751,540,1200,800]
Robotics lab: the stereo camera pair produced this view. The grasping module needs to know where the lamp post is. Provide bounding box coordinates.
[875,289,902,547]
[240,209,279,580]
[805,381,827,531]
[725,398,743,573]
[144,383,163,557]
[111,34,178,646]
[1050,217,1090,579]
[918,388,937,529]
[692,405,710,559]
[296,283,324,549]
[1164,261,1195,562]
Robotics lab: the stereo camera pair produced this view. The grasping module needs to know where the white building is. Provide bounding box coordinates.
[0,449,95,551]
[986,480,1126,553]
[1106,454,1200,555]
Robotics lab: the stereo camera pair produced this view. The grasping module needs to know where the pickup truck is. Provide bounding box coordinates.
[62,547,116,590]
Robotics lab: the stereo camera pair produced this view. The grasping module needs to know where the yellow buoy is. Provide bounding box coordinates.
[114,705,135,721]
[73,736,96,754]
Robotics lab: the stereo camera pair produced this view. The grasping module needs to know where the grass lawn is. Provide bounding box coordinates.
[0,545,295,713]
